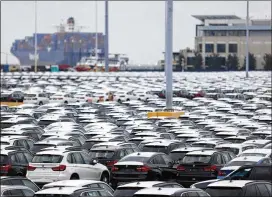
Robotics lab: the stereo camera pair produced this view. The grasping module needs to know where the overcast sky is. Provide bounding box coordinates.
[1,1,271,64]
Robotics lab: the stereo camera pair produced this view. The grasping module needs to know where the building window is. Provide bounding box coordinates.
[229,44,238,53]
[205,44,214,53]
[217,44,226,53]
[198,44,202,52]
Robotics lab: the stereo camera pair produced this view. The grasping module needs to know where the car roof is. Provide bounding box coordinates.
[241,148,271,154]
[1,185,32,190]
[230,156,266,162]
[43,180,102,188]
[127,152,159,157]
[35,186,88,195]
[171,147,211,152]
[117,181,164,188]
[207,180,254,188]
[134,187,194,196]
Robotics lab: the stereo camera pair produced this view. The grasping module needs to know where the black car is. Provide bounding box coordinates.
[176,150,232,187]
[90,146,138,170]
[206,180,272,197]
[0,176,40,192]
[111,152,176,189]
[114,181,183,197]
[1,185,35,197]
[191,164,272,189]
[0,148,33,176]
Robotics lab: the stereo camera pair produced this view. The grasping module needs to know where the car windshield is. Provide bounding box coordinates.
[0,155,8,164]
[31,144,56,153]
[191,144,215,148]
[119,156,149,163]
[142,146,168,154]
[225,161,257,167]
[32,155,63,163]
[206,187,243,197]
[89,150,115,159]
[182,155,211,163]
[169,152,187,162]
[114,187,144,197]
[216,147,240,155]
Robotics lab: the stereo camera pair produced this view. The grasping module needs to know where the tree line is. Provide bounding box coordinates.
[178,53,272,71]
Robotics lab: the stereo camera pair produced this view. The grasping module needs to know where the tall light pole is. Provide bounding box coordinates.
[165,0,173,109]
[245,0,249,78]
[164,0,168,76]
[95,0,98,60]
[104,0,109,72]
[34,0,38,72]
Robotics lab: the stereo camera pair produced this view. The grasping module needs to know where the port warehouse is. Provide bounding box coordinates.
[5,15,271,71]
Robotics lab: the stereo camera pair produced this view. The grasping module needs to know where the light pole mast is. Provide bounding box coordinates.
[95,0,98,60]
[104,0,109,72]
[245,0,249,78]
[165,0,173,109]
[34,0,38,72]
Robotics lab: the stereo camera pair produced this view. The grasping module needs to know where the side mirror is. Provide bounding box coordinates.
[90,159,98,165]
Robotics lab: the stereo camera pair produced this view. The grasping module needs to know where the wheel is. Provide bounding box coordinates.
[117,99,121,103]
[138,98,141,100]
[39,101,43,105]
[100,172,109,184]
[106,99,109,101]
[70,174,79,180]
[64,101,68,104]
[126,98,130,101]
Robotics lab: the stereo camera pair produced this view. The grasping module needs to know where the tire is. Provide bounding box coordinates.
[138,98,141,101]
[100,172,109,184]
[39,101,43,105]
[64,101,68,104]
[126,98,130,101]
[117,99,121,103]
[70,174,79,180]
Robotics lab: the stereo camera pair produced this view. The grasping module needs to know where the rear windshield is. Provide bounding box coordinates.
[34,195,70,197]
[182,155,211,164]
[38,120,57,128]
[119,156,149,163]
[225,161,257,167]
[206,187,242,197]
[32,155,63,163]
[114,187,144,197]
[31,144,56,153]
[25,94,36,97]
[216,147,240,155]
[169,152,187,162]
[84,141,103,149]
[1,122,14,129]
[90,150,115,159]
[191,143,215,148]
[142,146,168,154]
[0,155,8,164]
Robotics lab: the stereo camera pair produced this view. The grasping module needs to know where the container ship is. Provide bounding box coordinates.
[10,17,105,67]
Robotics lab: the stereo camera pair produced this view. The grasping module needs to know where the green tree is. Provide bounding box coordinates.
[263,53,272,71]
[225,54,239,71]
[206,53,224,71]
[193,52,203,71]
[241,53,256,70]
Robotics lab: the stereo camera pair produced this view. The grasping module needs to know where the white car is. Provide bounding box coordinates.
[27,149,110,185]
[24,92,49,105]
[237,148,272,159]
[74,93,93,103]
[49,93,76,104]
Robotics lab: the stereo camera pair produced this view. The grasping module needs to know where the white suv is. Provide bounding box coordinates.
[26,149,110,185]
[24,92,49,105]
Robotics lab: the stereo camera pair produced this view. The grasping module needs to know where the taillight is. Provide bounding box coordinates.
[0,164,11,172]
[52,165,66,171]
[136,165,151,172]
[27,165,36,171]
[204,165,217,172]
[111,166,119,172]
[106,160,118,167]
[218,170,226,176]
[177,165,185,171]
